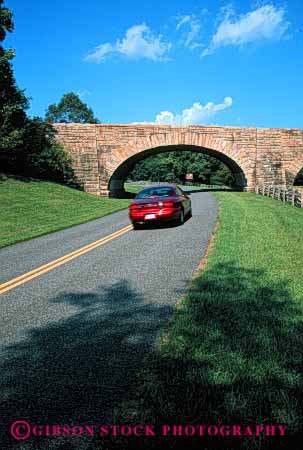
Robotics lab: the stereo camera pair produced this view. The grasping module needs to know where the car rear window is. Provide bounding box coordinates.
[136,187,176,199]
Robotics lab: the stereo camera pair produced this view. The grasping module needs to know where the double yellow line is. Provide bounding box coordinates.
[0,224,133,296]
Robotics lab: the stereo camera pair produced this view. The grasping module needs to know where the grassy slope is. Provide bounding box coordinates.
[112,192,303,450]
[0,178,131,248]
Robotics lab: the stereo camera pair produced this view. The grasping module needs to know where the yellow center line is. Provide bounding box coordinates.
[0,224,133,296]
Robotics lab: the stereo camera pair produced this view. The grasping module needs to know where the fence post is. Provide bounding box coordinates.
[282,188,286,203]
[291,190,295,206]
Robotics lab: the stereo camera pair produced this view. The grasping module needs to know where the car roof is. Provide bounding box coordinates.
[140,184,177,189]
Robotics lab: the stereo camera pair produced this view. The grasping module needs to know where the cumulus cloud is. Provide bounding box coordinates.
[134,97,233,125]
[202,4,290,56]
[84,24,172,63]
[176,14,202,50]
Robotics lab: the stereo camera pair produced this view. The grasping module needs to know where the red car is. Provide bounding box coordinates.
[129,185,192,229]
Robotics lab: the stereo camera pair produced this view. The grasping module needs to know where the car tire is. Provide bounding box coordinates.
[178,208,185,225]
[187,207,192,218]
[133,222,141,230]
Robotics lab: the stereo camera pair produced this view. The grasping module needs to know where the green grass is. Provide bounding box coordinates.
[124,184,145,193]
[105,192,303,450]
[0,178,131,248]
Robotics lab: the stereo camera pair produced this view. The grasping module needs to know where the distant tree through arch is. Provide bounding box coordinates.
[127,149,235,187]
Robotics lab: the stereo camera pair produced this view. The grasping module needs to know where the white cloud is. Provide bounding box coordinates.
[77,89,91,98]
[176,15,191,29]
[85,43,114,62]
[134,97,233,125]
[202,4,290,56]
[84,24,172,63]
[176,14,203,50]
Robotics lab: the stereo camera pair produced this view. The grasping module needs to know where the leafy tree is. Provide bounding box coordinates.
[45,92,100,123]
[31,142,77,186]
[129,151,235,187]
[0,0,12,41]
[0,0,29,168]
[19,118,77,185]
[0,1,77,186]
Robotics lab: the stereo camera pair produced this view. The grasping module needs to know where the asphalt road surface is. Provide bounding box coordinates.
[0,191,217,445]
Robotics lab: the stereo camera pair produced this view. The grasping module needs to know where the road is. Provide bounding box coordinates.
[0,191,217,438]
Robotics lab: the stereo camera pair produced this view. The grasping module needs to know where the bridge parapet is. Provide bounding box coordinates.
[54,124,303,197]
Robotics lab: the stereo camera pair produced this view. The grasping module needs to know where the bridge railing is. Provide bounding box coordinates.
[255,185,303,208]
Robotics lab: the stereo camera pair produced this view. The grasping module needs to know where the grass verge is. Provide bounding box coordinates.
[102,192,303,450]
[0,177,131,248]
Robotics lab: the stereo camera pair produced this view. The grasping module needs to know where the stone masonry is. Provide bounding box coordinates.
[54,124,303,196]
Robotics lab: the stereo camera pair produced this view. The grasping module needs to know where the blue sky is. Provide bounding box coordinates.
[5,0,303,127]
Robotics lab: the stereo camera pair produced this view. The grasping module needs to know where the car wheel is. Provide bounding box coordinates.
[132,222,141,230]
[187,207,192,218]
[178,208,185,225]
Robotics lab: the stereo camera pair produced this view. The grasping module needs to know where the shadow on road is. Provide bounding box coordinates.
[0,280,174,448]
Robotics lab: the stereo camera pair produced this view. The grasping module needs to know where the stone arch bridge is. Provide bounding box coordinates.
[54,124,303,197]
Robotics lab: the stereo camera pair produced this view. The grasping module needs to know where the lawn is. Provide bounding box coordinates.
[104,192,303,450]
[0,177,131,248]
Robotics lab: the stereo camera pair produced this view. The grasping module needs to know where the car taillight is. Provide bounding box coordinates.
[129,204,137,210]
[159,201,175,207]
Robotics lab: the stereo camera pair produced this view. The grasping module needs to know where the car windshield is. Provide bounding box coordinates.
[136,187,176,199]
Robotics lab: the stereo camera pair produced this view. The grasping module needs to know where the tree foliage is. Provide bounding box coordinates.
[0,1,77,186]
[31,142,77,186]
[128,151,235,187]
[0,0,13,41]
[0,0,29,162]
[45,92,100,124]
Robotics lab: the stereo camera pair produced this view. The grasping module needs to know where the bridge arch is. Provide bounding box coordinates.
[54,124,303,197]
[293,164,303,186]
[108,143,247,197]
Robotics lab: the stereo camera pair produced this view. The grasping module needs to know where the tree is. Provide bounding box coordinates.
[0,0,13,42]
[45,92,100,124]
[0,1,77,186]
[0,0,29,169]
[128,151,235,187]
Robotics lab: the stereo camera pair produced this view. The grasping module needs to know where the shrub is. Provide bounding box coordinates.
[31,143,78,187]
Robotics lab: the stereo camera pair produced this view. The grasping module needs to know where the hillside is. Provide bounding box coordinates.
[0,177,131,248]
